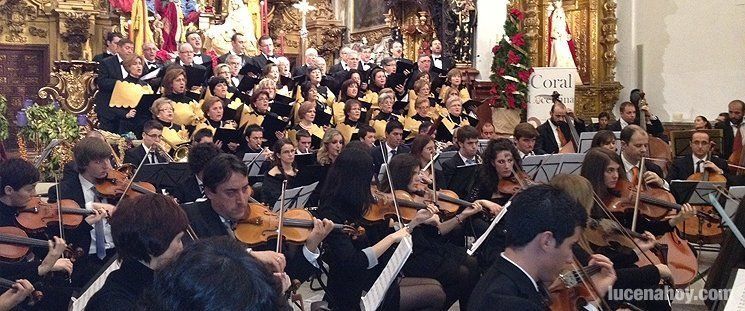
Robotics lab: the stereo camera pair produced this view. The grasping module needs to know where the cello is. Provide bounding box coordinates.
[678,148,726,244]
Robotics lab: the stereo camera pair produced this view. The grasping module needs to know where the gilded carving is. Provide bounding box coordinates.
[38,61,97,114]
[0,0,39,43]
[60,12,91,60]
[28,26,46,38]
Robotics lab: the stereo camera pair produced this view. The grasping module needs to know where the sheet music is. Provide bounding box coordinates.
[140,68,161,81]
[242,153,268,177]
[477,139,490,154]
[434,151,458,171]
[725,187,745,217]
[270,182,318,212]
[724,269,745,311]
[468,202,510,256]
[70,258,121,310]
[669,180,726,205]
[578,131,621,154]
[361,236,414,311]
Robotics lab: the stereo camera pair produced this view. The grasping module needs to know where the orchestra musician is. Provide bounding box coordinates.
[170,143,221,204]
[535,99,576,154]
[714,99,744,160]
[382,153,485,309]
[86,194,189,310]
[469,185,616,310]
[295,130,314,154]
[439,125,480,198]
[139,237,287,310]
[513,122,545,159]
[357,124,377,150]
[47,137,118,287]
[667,130,727,182]
[261,139,297,207]
[0,159,74,309]
[370,120,409,177]
[315,147,446,310]
[550,174,670,310]
[609,101,664,136]
[705,197,745,310]
[580,146,696,237]
[590,130,617,153]
[181,153,334,284]
[0,279,36,311]
[123,120,168,165]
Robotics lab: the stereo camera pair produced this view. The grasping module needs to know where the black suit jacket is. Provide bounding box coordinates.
[715,120,735,159]
[429,54,454,72]
[370,144,411,181]
[468,256,549,311]
[439,153,481,198]
[193,53,214,77]
[47,174,95,256]
[291,64,311,78]
[94,55,127,130]
[667,155,728,182]
[122,145,167,166]
[249,54,274,71]
[535,120,572,154]
[86,259,153,311]
[609,118,664,135]
[170,175,202,204]
[181,200,318,282]
[93,52,116,64]
[327,62,347,76]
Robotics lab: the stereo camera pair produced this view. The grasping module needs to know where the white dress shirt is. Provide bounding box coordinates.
[79,175,114,254]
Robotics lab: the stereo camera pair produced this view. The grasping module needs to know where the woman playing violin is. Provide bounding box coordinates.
[381,153,487,309]
[315,148,445,310]
[47,137,119,288]
[87,193,188,310]
[581,146,696,236]
[0,158,74,309]
[551,174,673,311]
[410,135,437,186]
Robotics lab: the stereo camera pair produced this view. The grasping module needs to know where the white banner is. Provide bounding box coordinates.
[527,67,577,124]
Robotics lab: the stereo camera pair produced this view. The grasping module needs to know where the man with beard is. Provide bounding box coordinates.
[536,101,586,154]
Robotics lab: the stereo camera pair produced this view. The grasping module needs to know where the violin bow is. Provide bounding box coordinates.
[112,147,153,211]
[630,157,649,232]
[430,151,438,206]
[276,180,288,253]
[380,143,404,226]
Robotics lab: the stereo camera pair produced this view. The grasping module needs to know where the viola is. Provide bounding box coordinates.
[0,226,83,263]
[16,197,93,231]
[234,203,362,246]
[678,158,726,244]
[95,169,157,200]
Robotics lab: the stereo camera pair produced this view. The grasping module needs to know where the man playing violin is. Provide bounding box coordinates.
[440,125,480,199]
[181,153,335,284]
[619,125,668,189]
[0,158,75,309]
[469,185,617,310]
[667,130,728,182]
[47,137,117,288]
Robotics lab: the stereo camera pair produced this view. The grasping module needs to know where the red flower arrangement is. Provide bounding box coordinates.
[489,5,532,111]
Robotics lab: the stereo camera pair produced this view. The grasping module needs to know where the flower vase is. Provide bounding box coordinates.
[491,107,521,136]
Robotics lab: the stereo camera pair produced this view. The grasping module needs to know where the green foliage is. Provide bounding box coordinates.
[19,103,80,144]
[488,6,533,111]
[0,95,8,140]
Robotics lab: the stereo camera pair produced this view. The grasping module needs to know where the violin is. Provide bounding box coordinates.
[549,262,609,311]
[364,188,444,223]
[234,203,363,246]
[95,169,157,200]
[16,197,93,231]
[584,218,664,270]
[679,154,726,244]
[608,179,716,221]
[0,226,83,263]
[0,277,43,306]
[412,187,470,217]
[497,165,536,196]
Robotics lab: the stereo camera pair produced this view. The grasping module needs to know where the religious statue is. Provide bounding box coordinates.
[147,0,201,52]
[203,0,260,55]
[548,0,582,84]
[450,0,475,65]
[152,15,165,47]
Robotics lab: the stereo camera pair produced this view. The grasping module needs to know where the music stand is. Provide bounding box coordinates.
[670,180,727,205]
[134,162,192,193]
[714,268,745,311]
[554,153,586,176]
[377,164,387,184]
[578,131,621,154]
[243,153,268,177]
[670,129,723,157]
[724,186,745,217]
[434,151,458,171]
[271,182,318,212]
[521,154,550,178]
[477,139,490,154]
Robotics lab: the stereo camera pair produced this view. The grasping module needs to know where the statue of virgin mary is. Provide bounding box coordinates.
[548,0,582,84]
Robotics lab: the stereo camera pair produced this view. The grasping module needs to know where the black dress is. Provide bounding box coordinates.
[86,260,154,311]
[261,170,296,207]
[118,76,152,137]
[315,204,400,311]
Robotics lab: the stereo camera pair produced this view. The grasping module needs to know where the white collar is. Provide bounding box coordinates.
[385,142,397,153]
[230,50,243,56]
[518,150,533,159]
[501,252,539,292]
[142,144,151,154]
[692,154,707,167]
[620,118,630,129]
[459,151,476,164]
[79,173,95,191]
[621,153,637,173]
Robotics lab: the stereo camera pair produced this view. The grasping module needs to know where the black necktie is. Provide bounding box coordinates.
[696,159,704,173]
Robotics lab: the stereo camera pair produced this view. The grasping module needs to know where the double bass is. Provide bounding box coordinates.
[637,93,671,173]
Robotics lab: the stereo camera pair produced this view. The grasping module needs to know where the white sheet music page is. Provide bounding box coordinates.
[70,258,121,310]
[724,269,745,311]
[468,201,510,256]
[360,235,414,311]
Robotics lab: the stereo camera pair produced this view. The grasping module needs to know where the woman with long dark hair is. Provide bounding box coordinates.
[261,139,297,207]
[380,153,484,309]
[316,148,445,310]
